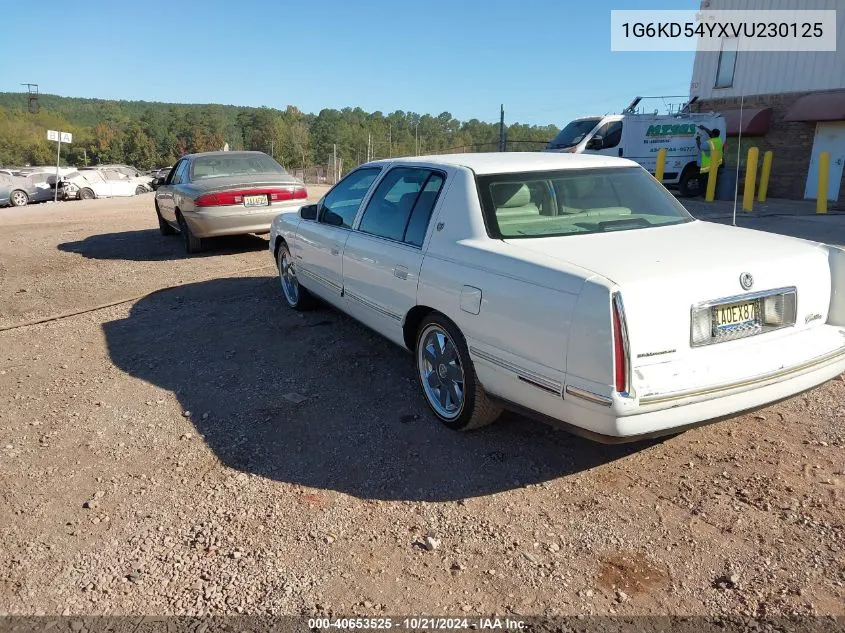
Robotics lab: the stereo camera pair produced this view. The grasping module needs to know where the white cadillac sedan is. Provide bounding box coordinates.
[269,153,845,442]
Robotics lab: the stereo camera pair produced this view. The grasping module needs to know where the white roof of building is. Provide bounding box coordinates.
[372,152,638,175]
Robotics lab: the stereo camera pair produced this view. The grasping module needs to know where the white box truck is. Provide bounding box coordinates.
[544,97,726,197]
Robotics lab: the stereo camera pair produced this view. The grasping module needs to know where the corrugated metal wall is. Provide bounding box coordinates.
[690,0,845,100]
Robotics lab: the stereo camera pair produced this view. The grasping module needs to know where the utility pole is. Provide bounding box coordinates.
[415,123,419,156]
[333,144,337,183]
[271,139,274,159]
[367,133,371,162]
[498,104,505,152]
[388,123,392,157]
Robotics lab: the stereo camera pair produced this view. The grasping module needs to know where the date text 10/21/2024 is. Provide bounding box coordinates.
[308,618,526,630]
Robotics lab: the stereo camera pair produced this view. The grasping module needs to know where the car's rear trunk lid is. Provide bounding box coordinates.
[504,220,833,368]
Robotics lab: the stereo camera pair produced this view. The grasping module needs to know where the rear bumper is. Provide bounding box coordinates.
[182,207,287,238]
[476,324,845,442]
[563,340,845,441]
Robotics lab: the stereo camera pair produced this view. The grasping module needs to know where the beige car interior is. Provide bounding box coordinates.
[492,180,632,233]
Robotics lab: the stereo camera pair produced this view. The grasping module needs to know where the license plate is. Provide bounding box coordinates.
[715,300,758,329]
[243,194,268,207]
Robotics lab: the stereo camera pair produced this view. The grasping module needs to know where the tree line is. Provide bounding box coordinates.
[0,93,559,173]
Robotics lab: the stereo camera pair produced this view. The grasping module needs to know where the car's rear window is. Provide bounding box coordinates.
[190,154,286,180]
[476,167,693,239]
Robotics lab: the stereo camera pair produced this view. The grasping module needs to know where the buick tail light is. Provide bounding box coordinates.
[195,186,307,207]
[612,293,630,394]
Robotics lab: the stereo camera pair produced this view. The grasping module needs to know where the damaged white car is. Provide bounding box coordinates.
[61,168,152,200]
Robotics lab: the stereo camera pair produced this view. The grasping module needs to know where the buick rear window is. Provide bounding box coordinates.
[477,167,693,239]
[190,154,287,180]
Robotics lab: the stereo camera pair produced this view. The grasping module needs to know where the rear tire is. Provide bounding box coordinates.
[156,203,176,235]
[135,185,146,195]
[415,313,502,431]
[9,190,29,207]
[277,243,316,310]
[177,214,204,253]
[678,165,702,197]
[79,188,95,200]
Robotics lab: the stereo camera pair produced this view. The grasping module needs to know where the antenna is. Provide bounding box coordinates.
[732,93,745,227]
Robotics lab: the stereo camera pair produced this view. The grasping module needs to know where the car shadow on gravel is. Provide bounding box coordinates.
[103,276,652,502]
[58,229,268,261]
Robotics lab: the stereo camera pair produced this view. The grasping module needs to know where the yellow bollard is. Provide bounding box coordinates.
[655,148,667,183]
[757,150,773,202]
[705,147,721,202]
[817,151,829,214]
[743,147,759,212]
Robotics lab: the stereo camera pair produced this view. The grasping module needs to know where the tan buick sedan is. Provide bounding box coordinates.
[154,151,307,253]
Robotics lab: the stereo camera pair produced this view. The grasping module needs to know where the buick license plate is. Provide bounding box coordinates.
[243,194,268,207]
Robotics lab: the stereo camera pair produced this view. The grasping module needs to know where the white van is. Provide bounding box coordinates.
[545,108,726,196]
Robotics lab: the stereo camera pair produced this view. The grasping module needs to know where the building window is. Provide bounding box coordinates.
[715,38,738,88]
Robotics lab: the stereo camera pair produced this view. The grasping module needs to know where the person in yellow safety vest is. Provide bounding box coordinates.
[696,126,724,175]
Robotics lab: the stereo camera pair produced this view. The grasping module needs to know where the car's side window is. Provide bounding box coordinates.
[170,161,189,185]
[404,173,445,247]
[594,121,622,149]
[603,121,623,148]
[320,168,381,229]
[358,168,445,246]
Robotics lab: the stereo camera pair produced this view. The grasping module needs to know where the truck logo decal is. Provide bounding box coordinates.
[646,124,696,137]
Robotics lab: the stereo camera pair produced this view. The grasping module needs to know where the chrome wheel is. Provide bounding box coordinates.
[418,324,465,420]
[278,247,300,306]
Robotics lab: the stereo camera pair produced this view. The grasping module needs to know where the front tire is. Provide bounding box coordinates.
[9,190,29,207]
[415,313,502,431]
[277,243,316,310]
[177,214,204,253]
[678,165,702,197]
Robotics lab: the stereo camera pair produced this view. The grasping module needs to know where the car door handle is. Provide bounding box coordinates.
[331,247,340,256]
[393,265,409,280]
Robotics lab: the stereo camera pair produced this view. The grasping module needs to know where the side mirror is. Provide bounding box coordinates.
[586,135,604,150]
[300,204,318,220]
[322,209,344,226]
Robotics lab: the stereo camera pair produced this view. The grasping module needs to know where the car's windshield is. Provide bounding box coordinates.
[477,167,693,239]
[190,154,286,180]
[546,118,601,149]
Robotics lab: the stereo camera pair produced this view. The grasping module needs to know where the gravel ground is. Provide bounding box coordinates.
[0,194,843,618]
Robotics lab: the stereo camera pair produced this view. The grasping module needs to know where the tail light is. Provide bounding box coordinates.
[612,293,629,394]
[195,186,307,207]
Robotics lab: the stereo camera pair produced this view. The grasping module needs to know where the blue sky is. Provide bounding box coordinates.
[2,0,698,126]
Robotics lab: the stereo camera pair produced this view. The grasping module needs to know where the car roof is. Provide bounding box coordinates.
[368,152,638,175]
[183,151,268,159]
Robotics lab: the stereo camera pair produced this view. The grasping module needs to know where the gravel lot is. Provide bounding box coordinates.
[0,193,843,619]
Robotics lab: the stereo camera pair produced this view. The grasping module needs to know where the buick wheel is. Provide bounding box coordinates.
[277,243,315,310]
[178,214,204,254]
[415,313,501,431]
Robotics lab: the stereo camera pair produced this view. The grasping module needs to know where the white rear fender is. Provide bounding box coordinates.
[564,279,615,399]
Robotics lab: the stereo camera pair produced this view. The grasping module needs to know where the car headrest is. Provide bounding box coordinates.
[492,183,531,208]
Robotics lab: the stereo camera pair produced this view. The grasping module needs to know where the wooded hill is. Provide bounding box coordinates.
[0,92,559,172]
